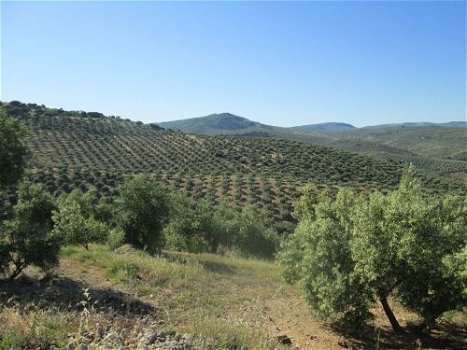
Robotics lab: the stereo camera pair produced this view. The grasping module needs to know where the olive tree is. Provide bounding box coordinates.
[52,189,108,249]
[230,204,280,259]
[164,196,224,253]
[116,175,171,253]
[0,182,60,280]
[352,171,466,331]
[278,188,371,324]
[278,168,466,333]
[0,109,28,189]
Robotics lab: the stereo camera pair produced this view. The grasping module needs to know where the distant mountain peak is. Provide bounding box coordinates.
[158,112,259,133]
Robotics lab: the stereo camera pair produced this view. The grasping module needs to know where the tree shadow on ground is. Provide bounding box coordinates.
[159,251,237,275]
[199,260,236,275]
[0,275,158,317]
[331,319,467,350]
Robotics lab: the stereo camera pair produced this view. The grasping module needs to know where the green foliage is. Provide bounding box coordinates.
[278,188,371,323]
[164,197,279,258]
[0,109,28,189]
[3,101,463,233]
[279,167,467,332]
[0,182,60,280]
[230,205,280,259]
[52,189,108,249]
[164,197,223,253]
[116,175,171,253]
[351,168,466,329]
[107,228,125,250]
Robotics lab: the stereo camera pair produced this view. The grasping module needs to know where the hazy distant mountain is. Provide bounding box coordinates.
[292,122,356,133]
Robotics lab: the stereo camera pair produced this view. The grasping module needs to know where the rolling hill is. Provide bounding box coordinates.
[1,101,465,232]
[158,112,467,178]
[158,113,331,144]
[1,101,466,348]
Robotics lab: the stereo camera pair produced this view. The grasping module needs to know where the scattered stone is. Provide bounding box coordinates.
[139,329,195,349]
[338,336,352,348]
[115,244,138,255]
[275,333,293,346]
[143,331,160,345]
[100,331,125,349]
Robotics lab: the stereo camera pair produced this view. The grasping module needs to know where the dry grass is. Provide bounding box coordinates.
[1,245,466,349]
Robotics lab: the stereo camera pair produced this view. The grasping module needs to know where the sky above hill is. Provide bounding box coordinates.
[1,1,465,127]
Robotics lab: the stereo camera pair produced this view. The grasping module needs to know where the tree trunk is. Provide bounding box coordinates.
[380,297,403,334]
[8,260,25,281]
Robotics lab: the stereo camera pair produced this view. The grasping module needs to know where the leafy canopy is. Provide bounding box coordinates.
[116,175,171,253]
[0,109,28,189]
[0,182,60,280]
[278,167,466,332]
[53,189,108,249]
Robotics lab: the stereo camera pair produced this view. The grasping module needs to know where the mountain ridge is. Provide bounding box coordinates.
[158,112,465,131]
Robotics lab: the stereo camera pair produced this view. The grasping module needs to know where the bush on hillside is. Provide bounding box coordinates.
[164,197,279,258]
[0,182,60,280]
[0,109,28,189]
[230,204,280,259]
[107,227,126,250]
[52,189,108,249]
[164,197,223,253]
[115,175,171,253]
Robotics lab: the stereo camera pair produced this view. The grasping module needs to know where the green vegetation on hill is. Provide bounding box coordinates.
[1,101,464,231]
[158,112,330,143]
[156,110,467,180]
[292,122,356,133]
[6,101,463,231]
[335,124,467,160]
[1,103,466,349]
[158,113,260,133]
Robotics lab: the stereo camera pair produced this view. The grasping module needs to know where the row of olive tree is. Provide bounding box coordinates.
[1,109,280,281]
[1,175,279,280]
[165,194,279,258]
[278,167,466,333]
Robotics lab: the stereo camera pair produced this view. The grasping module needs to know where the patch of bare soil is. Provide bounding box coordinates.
[264,292,466,350]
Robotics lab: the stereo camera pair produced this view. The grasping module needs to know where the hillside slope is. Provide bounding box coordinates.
[335,124,467,159]
[292,122,356,133]
[158,113,331,143]
[1,101,464,231]
[158,112,467,177]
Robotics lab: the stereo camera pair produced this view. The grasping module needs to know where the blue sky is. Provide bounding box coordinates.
[1,1,465,127]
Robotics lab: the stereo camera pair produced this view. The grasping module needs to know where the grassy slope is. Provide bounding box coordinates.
[1,245,465,349]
